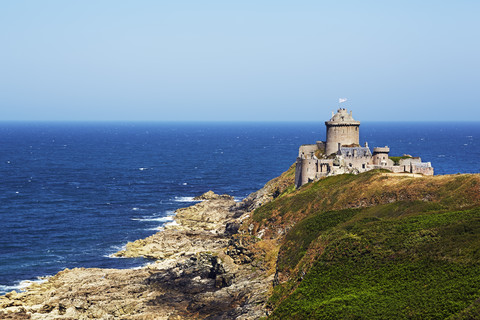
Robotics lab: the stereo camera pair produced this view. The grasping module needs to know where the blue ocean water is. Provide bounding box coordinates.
[0,122,479,294]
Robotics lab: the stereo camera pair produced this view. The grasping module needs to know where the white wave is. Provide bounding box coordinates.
[112,244,126,251]
[165,220,179,227]
[438,155,446,158]
[0,284,21,293]
[139,167,148,171]
[1,277,50,294]
[132,262,154,270]
[131,216,174,222]
[173,196,201,202]
[132,207,140,211]
[104,244,127,258]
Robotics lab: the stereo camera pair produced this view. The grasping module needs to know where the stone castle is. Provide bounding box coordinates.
[295,108,434,188]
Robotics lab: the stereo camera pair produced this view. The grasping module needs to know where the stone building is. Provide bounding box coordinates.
[325,108,360,155]
[295,108,434,188]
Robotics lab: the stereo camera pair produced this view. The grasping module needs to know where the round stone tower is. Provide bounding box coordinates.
[325,108,360,155]
[372,147,390,166]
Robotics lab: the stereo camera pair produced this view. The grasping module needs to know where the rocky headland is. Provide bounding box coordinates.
[3,166,480,319]
[0,166,295,320]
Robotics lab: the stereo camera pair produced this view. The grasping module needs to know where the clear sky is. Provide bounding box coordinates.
[0,1,478,121]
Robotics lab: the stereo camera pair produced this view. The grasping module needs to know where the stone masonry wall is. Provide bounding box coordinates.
[325,124,360,155]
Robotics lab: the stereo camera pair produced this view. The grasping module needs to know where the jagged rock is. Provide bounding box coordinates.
[0,186,278,319]
[115,193,237,260]
[193,190,234,201]
[225,221,241,234]
[0,310,31,319]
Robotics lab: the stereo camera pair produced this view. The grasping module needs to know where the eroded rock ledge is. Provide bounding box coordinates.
[0,188,282,320]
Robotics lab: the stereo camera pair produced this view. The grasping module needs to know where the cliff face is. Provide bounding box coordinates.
[245,171,480,319]
[2,166,480,319]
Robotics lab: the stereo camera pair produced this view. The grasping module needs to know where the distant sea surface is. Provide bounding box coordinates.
[1,122,479,293]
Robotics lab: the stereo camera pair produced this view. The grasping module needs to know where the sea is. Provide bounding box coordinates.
[1,122,479,294]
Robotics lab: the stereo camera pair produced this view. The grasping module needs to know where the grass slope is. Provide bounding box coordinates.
[250,171,480,319]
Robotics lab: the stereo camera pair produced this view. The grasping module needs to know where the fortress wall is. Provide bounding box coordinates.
[412,163,434,176]
[299,144,319,158]
[372,153,385,165]
[343,155,371,172]
[295,158,303,188]
[316,160,333,178]
[367,164,433,175]
[301,159,318,186]
[316,141,326,154]
[389,165,409,173]
[325,125,360,155]
[372,153,393,166]
[399,158,422,166]
[296,156,334,188]
[367,165,405,173]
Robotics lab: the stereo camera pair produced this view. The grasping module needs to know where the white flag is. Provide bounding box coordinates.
[339,98,347,104]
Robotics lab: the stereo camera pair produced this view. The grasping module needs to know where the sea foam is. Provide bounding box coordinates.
[173,196,202,202]
[0,277,49,295]
[131,216,174,222]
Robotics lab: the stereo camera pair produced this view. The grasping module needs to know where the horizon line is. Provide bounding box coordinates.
[0,119,479,124]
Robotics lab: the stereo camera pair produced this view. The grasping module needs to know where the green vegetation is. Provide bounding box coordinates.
[390,155,413,165]
[270,207,480,319]
[277,208,358,272]
[252,170,480,319]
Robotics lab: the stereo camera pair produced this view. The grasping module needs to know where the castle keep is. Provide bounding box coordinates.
[325,109,360,155]
[295,108,434,188]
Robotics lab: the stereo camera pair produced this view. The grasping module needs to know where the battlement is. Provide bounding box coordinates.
[325,108,360,126]
[373,147,390,154]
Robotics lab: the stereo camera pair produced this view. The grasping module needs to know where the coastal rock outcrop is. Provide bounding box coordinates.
[0,186,287,319]
[193,190,234,201]
[114,191,237,260]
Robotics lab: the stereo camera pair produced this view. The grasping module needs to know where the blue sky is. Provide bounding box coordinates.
[0,1,478,121]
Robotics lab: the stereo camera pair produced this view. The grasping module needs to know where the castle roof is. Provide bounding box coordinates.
[325,108,360,126]
[339,146,372,157]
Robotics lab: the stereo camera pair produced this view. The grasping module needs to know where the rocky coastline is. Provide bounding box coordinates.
[4,166,480,319]
[0,170,294,319]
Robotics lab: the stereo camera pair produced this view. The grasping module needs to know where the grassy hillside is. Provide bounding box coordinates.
[247,170,480,319]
